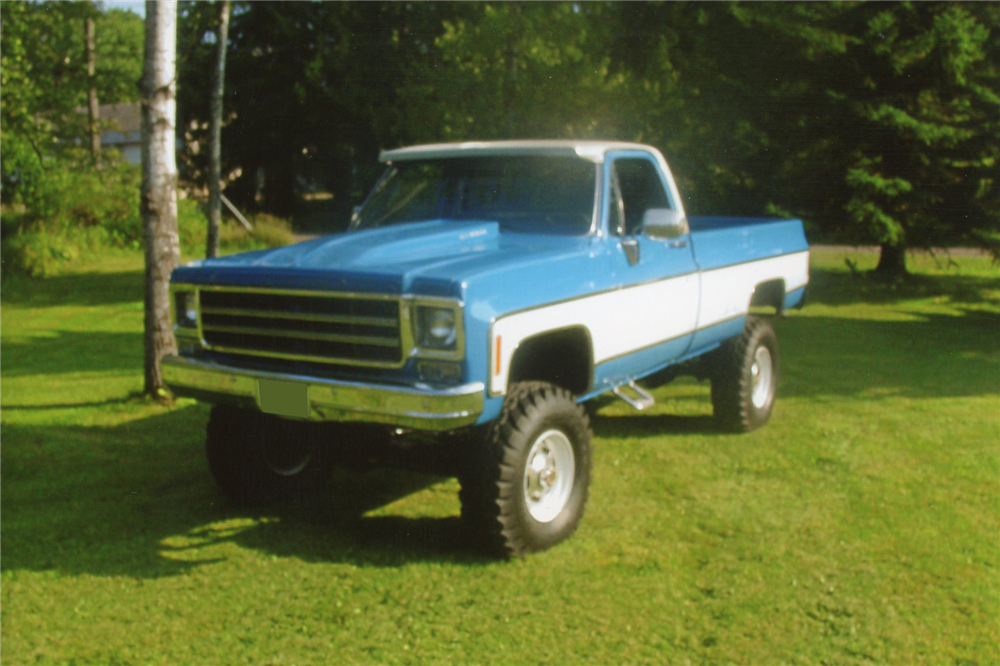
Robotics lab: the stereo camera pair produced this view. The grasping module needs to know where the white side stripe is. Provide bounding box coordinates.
[489,251,809,395]
[697,251,809,329]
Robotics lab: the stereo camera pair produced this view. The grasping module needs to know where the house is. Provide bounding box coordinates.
[98,102,141,164]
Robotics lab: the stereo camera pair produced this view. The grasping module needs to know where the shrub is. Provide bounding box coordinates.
[218,212,295,253]
[177,198,208,254]
[1,223,111,278]
[30,160,143,243]
[2,157,295,277]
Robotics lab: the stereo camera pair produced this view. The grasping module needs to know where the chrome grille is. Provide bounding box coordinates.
[197,288,403,367]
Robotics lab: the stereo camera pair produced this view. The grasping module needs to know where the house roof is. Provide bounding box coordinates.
[380,140,656,164]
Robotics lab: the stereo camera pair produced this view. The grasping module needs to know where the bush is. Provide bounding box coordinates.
[177,198,208,254]
[1,156,294,277]
[1,159,142,276]
[33,160,142,244]
[1,223,112,278]
[218,212,295,253]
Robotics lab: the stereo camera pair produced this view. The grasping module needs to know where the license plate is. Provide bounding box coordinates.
[258,379,309,419]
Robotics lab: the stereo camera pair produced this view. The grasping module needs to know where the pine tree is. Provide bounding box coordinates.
[745,3,1000,275]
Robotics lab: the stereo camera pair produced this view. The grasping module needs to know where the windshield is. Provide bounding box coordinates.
[353,156,597,236]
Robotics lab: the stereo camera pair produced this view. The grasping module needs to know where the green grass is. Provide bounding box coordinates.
[2,250,998,665]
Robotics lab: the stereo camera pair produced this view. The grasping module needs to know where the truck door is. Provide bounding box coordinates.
[601,151,700,375]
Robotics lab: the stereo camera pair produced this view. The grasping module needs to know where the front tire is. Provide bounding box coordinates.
[460,382,592,558]
[206,405,329,506]
[710,317,780,432]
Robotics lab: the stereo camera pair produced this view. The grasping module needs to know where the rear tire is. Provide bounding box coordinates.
[459,382,592,558]
[710,317,780,432]
[206,405,330,506]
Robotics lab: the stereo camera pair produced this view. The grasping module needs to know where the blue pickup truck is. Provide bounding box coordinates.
[164,141,809,557]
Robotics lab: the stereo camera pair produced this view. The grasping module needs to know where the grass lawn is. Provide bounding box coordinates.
[2,249,998,665]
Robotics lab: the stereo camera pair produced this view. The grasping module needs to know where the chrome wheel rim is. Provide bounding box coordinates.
[751,346,773,409]
[523,429,575,523]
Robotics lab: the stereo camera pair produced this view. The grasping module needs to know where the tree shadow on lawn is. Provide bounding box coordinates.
[3,303,996,581]
[1,407,486,582]
[2,330,143,377]
[1,269,143,307]
[804,265,999,309]
[777,308,1000,400]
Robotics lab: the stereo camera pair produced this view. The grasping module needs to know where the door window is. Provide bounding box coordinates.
[612,159,670,236]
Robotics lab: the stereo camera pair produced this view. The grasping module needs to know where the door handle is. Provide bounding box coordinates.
[669,239,688,249]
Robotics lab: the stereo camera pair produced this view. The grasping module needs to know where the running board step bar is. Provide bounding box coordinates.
[612,381,655,411]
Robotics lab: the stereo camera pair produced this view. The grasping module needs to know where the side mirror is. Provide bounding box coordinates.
[643,208,689,240]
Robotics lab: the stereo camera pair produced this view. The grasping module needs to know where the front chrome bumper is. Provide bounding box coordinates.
[162,355,484,431]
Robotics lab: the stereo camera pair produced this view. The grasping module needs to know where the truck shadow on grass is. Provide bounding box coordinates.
[590,413,719,439]
[1,407,486,580]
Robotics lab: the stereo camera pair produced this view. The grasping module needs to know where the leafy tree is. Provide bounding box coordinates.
[163,0,997,274]
[177,2,463,223]
[1,2,144,207]
[401,3,632,142]
[2,2,90,204]
[93,8,144,104]
[602,2,771,215]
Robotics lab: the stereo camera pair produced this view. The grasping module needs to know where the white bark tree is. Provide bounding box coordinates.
[141,0,180,397]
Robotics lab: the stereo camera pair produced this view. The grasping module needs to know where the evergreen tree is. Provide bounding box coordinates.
[742,2,1000,274]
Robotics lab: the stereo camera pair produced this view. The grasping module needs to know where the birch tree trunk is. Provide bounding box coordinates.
[206,0,231,259]
[85,14,101,166]
[141,0,179,397]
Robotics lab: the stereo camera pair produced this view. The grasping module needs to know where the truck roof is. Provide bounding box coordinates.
[380,140,656,164]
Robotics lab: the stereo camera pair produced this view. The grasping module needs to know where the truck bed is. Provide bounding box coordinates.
[688,216,809,271]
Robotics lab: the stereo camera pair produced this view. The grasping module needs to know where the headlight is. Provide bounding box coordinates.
[415,306,458,350]
[174,291,197,329]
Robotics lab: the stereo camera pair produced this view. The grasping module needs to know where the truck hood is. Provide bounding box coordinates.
[172,220,595,297]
